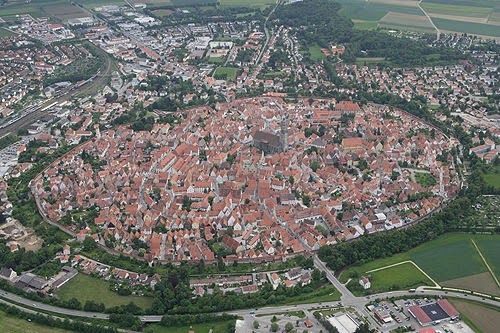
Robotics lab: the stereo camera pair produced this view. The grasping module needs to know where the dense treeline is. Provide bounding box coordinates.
[0,301,116,333]
[273,0,463,67]
[150,265,325,315]
[343,31,465,67]
[160,313,236,327]
[43,57,100,86]
[272,0,353,47]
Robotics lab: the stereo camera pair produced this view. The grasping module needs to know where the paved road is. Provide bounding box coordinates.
[1,280,498,324]
[0,46,113,137]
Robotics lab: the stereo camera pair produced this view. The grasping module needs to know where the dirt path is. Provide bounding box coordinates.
[418,0,440,39]
[471,239,500,289]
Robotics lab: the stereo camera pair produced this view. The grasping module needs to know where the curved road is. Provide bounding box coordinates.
[0,280,498,324]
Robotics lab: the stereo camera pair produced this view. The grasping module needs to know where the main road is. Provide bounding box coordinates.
[0,278,498,324]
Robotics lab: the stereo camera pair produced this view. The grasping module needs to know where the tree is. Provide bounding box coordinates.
[285,322,294,332]
[354,323,374,333]
[253,320,260,329]
[271,322,279,332]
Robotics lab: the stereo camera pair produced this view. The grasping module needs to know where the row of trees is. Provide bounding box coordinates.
[0,300,116,333]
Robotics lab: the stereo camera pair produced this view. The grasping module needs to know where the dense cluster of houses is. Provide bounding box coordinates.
[31,98,459,264]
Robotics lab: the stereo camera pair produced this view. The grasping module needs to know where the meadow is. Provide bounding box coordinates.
[56,273,153,310]
[348,262,433,295]
[339,233,500,295]
[0,310,71,333]
[308,44,326,61]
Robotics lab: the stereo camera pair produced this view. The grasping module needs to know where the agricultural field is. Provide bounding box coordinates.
[433,18,500,37]
[335,0,500,38]
[379,12,435,32]
[75,0,125,9]
[421,2,494,18]
[339,233,500,295]
[144,320,235,333]
[449,299,500,333]
[213,66,239,80]
[219,0,276,8]
[56,273,154,310]
[0,310,71,333]
[41,3,89,22]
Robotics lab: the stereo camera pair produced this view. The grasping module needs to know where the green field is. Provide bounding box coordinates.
[57,274,153,310]
[476,238,500,278]
[145,320,235,333]
[219,0,275,8]
[433,18,500,37]
[281,285,341,304]
[340,233,500,290]
[415,172,437,187]
[213,66,239,80]
[0,28,13,37]
[0,310,71,333]
[308,44,326,61]
[421,2,493,18]
[337,0,423,21]
[482,166,500,189]
[353,20,379,30]
[348,262,433,295]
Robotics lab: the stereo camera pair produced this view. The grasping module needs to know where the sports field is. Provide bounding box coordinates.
[213,66,239,80]
[56,273,153,310]
[340,233,500,295]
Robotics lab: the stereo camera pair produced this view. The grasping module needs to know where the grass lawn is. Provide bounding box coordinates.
[482,165,500,189]
[144,320,235,333]
[273,285,341,306]
[353,20,379,30]
[57,274,153,309]
[0,310,71,333]
[308,44,326,61]
[415,172,437,187]
[349,262,433,295]
[207,56,225,64]
[213,66,239,81]
[339,233,499,287]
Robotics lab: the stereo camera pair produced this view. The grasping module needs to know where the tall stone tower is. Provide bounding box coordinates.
[280,115,288,152]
